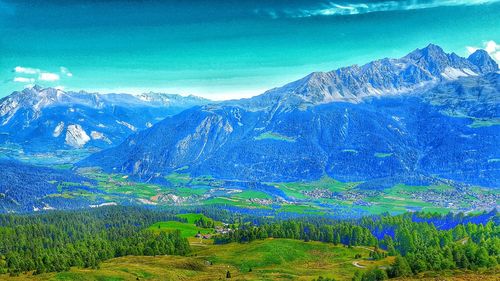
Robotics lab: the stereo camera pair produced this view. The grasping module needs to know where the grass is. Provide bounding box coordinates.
[272,176,358,201]
[235,190,272,200]
[5,239,396,281]
[468,118,500,128]
[195,239,389,280]
[393,268,500,280]
[374,152,393,158]
[176,213,211,224]
[148,213,215,238]
[149,221,212,238]
[254,131,296,142]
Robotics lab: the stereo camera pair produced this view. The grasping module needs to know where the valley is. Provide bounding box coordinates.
[22,167,497,217]
[0,43,499,281]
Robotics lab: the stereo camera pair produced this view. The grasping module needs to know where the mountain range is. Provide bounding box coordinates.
[76,44,499,187]
[0,87,210,163]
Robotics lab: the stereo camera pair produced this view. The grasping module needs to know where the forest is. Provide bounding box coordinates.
[0,206,498,280]
[0,206,190,275]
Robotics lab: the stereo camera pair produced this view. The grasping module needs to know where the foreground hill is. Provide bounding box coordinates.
[0,239,393,281]
[78,45,500,187]
[0,87,210,164]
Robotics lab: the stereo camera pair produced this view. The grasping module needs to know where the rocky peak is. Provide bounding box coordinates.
[467,49,499,73]
[242,44,497,109]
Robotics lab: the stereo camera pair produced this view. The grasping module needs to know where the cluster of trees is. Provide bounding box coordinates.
[352,268,388,281]
[195,216,215,228]
[312,277,336,281]
[368,214,499,276]
[0,206,191,275]
[369,247,387,260]
[214,219,377,246]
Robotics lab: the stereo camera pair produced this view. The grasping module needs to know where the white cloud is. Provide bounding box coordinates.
[38,72,60,81]
[60,66,73,77]
[485,40,498,53]
[494,52,500,62]
[259,0,500,18]
[13,77,35,83]
[10,65,71,90]
[14,66,39,74]
[466,40,500,63]
[466,46,478,54]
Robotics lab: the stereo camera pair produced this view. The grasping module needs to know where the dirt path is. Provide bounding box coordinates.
[352,261,366,268]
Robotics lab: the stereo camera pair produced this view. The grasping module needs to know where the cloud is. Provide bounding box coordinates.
[60,66,73,77]
[14,66,40,74]
[10,65,69,89]
[466,40,500,63]
[259,0,500,18]
[13,77,36,83]
[38,72,60,81]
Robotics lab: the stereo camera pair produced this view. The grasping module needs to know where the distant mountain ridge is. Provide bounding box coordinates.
[235,44,497,110]
[0,86,210,163]
[78,44,499,187]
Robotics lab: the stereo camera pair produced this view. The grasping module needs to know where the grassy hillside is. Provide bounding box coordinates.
[2,239,392,281]
[5,238,497,281]
[148,213,216,239]
[394,269,500,281]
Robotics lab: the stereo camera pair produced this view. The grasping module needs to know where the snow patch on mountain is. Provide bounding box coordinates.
[116,120,137,132]
[65,124,90,148]
[53,122,65,137]
[90,131,111,144]
[441,67,476,80]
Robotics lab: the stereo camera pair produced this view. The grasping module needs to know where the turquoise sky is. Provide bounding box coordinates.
[1,0,499,100]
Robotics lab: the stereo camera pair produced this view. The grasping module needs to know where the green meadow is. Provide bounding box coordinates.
[5,239,395,281]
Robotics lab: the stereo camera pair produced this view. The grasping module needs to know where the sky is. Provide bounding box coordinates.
[0,0,499,100]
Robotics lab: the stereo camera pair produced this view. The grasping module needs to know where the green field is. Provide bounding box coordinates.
[374,153,393,158]
[148,213,215,238]
[468,118,500,128]
[3,239,394,281]
[255,131,296,142]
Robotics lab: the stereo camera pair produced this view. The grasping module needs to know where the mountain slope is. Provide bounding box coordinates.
[0,87,210,163]
[78,45,500,187]
[0,159,100,212]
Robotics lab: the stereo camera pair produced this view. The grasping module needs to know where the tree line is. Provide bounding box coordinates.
[0,206,191,276]
[214,219,377,247]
